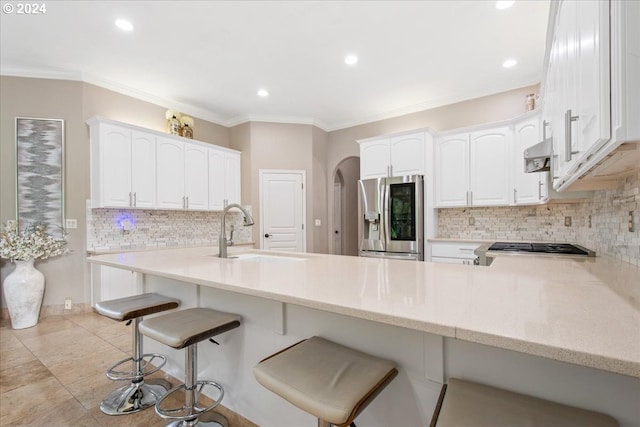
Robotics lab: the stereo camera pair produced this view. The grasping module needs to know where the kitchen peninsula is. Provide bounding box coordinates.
[87,248,640,427]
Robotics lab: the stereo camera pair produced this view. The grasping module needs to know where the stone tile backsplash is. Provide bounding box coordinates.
[87,208,253,252]
[438,172,640,266]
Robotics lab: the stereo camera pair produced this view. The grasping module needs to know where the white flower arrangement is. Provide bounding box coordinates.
[180,116,194,128]
[165,109,182,120]
[0,222,68,262]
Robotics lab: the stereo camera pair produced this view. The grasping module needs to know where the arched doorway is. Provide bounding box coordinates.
[332,157,360,256]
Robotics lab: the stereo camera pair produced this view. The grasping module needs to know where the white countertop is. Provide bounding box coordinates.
[87,248,640,378]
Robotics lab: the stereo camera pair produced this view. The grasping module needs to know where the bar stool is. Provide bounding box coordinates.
[139,307,241,427]
[430,378,619,427]
[253,336,398,427]
[94,293,180,415]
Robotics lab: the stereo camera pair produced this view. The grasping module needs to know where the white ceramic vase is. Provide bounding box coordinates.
[3,259,45,329]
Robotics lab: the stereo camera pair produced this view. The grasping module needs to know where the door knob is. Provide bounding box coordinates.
[264,233,270,238]
[334,230,339,234]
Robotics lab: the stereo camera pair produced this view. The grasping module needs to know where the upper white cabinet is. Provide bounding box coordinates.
[184,144,209,210]
[89,121,157,208]
[470,127,510,206]
[359,132,425,179]
[88,117,241,211]
[435,127,510,207]
[544,0,638,191]
[513,116,548,205]
[208,148,241,210]
[156,137,186,209]
[435,133,469,207]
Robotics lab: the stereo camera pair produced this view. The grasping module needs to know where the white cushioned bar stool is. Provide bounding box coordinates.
[94,293,180,415]
[430,378,619,427]
[139,307,241,427]
[253,336,398,427]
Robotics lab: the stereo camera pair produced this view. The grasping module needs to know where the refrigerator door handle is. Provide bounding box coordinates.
[381,179,389,251]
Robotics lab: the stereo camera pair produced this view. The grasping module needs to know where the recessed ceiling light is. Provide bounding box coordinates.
[257,89,269,97]
[495,1,515,10]
[344,54,358,66]
[115,19,134,31]
[502,58,517,68]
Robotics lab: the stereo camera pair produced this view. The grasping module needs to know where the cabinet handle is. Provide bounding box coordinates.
[514,188,517,204]
[186,196,189,209]
[469,191,473,205]
[542,120,549,140]
[564,109,579,162]
[182,196,186,209]
[389,165,393,177]
[538,181,543,200]
[129,192,132,207]
[133,192,137,207]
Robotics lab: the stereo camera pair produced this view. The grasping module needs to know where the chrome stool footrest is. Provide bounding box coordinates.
[156,380,224,421]
[106,353,167,381]
[100,378,172,416]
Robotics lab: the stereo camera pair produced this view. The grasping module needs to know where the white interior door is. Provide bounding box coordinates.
[333,183,342,255]
[260,170,305,252]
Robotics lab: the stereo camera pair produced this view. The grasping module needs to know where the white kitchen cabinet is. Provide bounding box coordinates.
[546,0,611,190]
[209,148,242,210]
[156,137,186,209]
[100,266,138,302]
[430,241,480,265]
[470,127,510,206]
[89,120,156,208]
[513,116,548,205]
[359,132,425,179]
[184,144,209,210]
[435,133,469,207]
[435,127,510,207]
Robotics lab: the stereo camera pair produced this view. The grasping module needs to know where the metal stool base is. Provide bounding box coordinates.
[100,378,171,416]
[164,411,228,427]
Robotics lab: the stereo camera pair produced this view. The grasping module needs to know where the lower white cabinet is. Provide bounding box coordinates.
[430,242,480,265]
[99,266,138,302]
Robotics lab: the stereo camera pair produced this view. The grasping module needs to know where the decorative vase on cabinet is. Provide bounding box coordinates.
[3,260,45,329]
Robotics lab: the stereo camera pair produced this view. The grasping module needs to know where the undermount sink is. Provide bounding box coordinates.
[226,253,307,263]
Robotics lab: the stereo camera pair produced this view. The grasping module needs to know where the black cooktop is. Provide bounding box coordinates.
[488,242,590,255]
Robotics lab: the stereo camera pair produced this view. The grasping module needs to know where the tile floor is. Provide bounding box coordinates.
[0,312,258,427]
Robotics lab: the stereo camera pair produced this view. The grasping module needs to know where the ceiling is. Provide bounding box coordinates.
[0,1,550,131]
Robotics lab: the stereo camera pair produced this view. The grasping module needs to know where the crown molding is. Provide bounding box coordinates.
[1,67,82,82]
[225,114,330,131]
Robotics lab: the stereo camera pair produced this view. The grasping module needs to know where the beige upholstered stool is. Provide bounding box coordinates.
[430,378,619,427]
[139,307,241,427]
[254,336,398,427]
[94,293,180,415]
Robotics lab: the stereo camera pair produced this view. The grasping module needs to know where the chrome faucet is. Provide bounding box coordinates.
[219,204,254,258]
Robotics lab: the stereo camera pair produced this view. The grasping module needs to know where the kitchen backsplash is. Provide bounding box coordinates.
[438,172,640,266]
[87,208,253,252]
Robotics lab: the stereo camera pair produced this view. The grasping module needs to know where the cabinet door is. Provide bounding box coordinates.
[131,131,156,208]
[99,124,132,207]
[225,152,241,205]
[100,266,137,302]
[184,143,209,210]
[390,133,425,176]
[208,149,225,210]
[435,134,469,207]
[470,127,510,206]
[513,117,547,204]
[360,140,391,179]
[156,138,185,209]
[576,0,610,155]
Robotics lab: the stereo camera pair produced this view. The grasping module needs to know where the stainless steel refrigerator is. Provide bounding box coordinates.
[358,175,424,261]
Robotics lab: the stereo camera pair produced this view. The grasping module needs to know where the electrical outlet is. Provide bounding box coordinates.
[469,217,475,226]
[629,211,635,232]
[564,216,572,227]
[65,219,77,229]
[64,298,72,310]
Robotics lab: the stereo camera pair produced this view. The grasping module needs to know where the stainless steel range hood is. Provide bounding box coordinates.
[524,137,552,173]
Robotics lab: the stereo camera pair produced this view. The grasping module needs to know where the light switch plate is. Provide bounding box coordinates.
[564,216,572,227]
[314,219,321,226]
[65,219,77,229]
